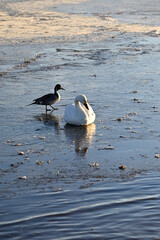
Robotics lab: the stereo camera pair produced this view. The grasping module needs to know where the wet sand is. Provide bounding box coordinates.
[1,0,160,239]
[0,0,160,45]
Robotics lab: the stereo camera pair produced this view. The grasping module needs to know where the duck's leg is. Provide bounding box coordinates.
[50,105,58,111]
[46,105,51,113]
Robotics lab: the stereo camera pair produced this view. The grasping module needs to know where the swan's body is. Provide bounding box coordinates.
[64,95,95,125]
[28,84,65,112]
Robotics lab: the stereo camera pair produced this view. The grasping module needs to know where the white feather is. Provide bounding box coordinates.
[64,95,96,126]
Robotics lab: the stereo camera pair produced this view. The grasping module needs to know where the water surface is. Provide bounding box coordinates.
[0,0,160,239]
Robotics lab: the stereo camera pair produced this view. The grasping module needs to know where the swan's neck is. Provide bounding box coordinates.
[75,101,86,115]
[75,101,81,108]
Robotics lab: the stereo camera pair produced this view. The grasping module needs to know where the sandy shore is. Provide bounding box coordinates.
[0,0,160,45]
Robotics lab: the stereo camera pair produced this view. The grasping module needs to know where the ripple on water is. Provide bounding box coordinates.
[0,172,160,239]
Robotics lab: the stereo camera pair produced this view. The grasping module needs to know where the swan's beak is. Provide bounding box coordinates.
[84,101,89,110]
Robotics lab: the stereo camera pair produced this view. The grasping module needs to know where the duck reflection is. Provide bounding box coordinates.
[64,123,96,156]
[35,113,61,133]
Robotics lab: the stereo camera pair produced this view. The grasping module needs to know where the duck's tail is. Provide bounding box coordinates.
[26,102,35,106]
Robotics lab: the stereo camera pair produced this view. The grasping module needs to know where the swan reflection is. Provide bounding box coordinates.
[64,123,96,156]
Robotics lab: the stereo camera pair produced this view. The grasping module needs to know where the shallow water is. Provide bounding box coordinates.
[1,173,160,240]
[1,0,160,239]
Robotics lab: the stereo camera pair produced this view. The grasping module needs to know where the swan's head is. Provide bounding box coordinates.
[75,94,89,110]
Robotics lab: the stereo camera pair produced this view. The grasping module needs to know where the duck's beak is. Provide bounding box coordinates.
[60,87,65,90]
[84,101,89,110]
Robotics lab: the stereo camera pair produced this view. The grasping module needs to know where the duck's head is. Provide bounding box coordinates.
[75,94,89,110]
[55,84,65,91]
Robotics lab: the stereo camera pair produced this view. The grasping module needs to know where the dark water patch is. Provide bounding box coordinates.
[1,173,160,239]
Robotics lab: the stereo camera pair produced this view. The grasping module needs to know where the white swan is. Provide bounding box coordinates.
[64,94,96,125]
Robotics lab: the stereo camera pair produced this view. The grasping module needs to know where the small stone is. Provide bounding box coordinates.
[125,115,130,120]
[95,162,99,167]
[105,104,110,108]
[119,165,126,170]
[36,160,43,165]
[92,162,99,167]
[126,127,132,130]
[39,136,46,140]
[92,162,96,167]
[120,135,126,138]
[18,176,27,180]
[132,90,137,93]
[75,147,81,152]
[18,152,25,156]
[14,143,22,146]
[117,117,122,121]
[152,106,158,109]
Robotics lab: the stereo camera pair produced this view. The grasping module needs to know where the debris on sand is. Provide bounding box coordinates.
[97,146,115,150]
[152,106,158,109]
[18,176,27,180]
[7,140,14,143]
[14,143,23,146]
[36,160,44,165]
[119,165,126,170]
[117,117,123,122]
[120,135,126,138]
[39,136,46,140]
[89,162,99,167]
[131,90,138,94]
[18,151,25,156]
